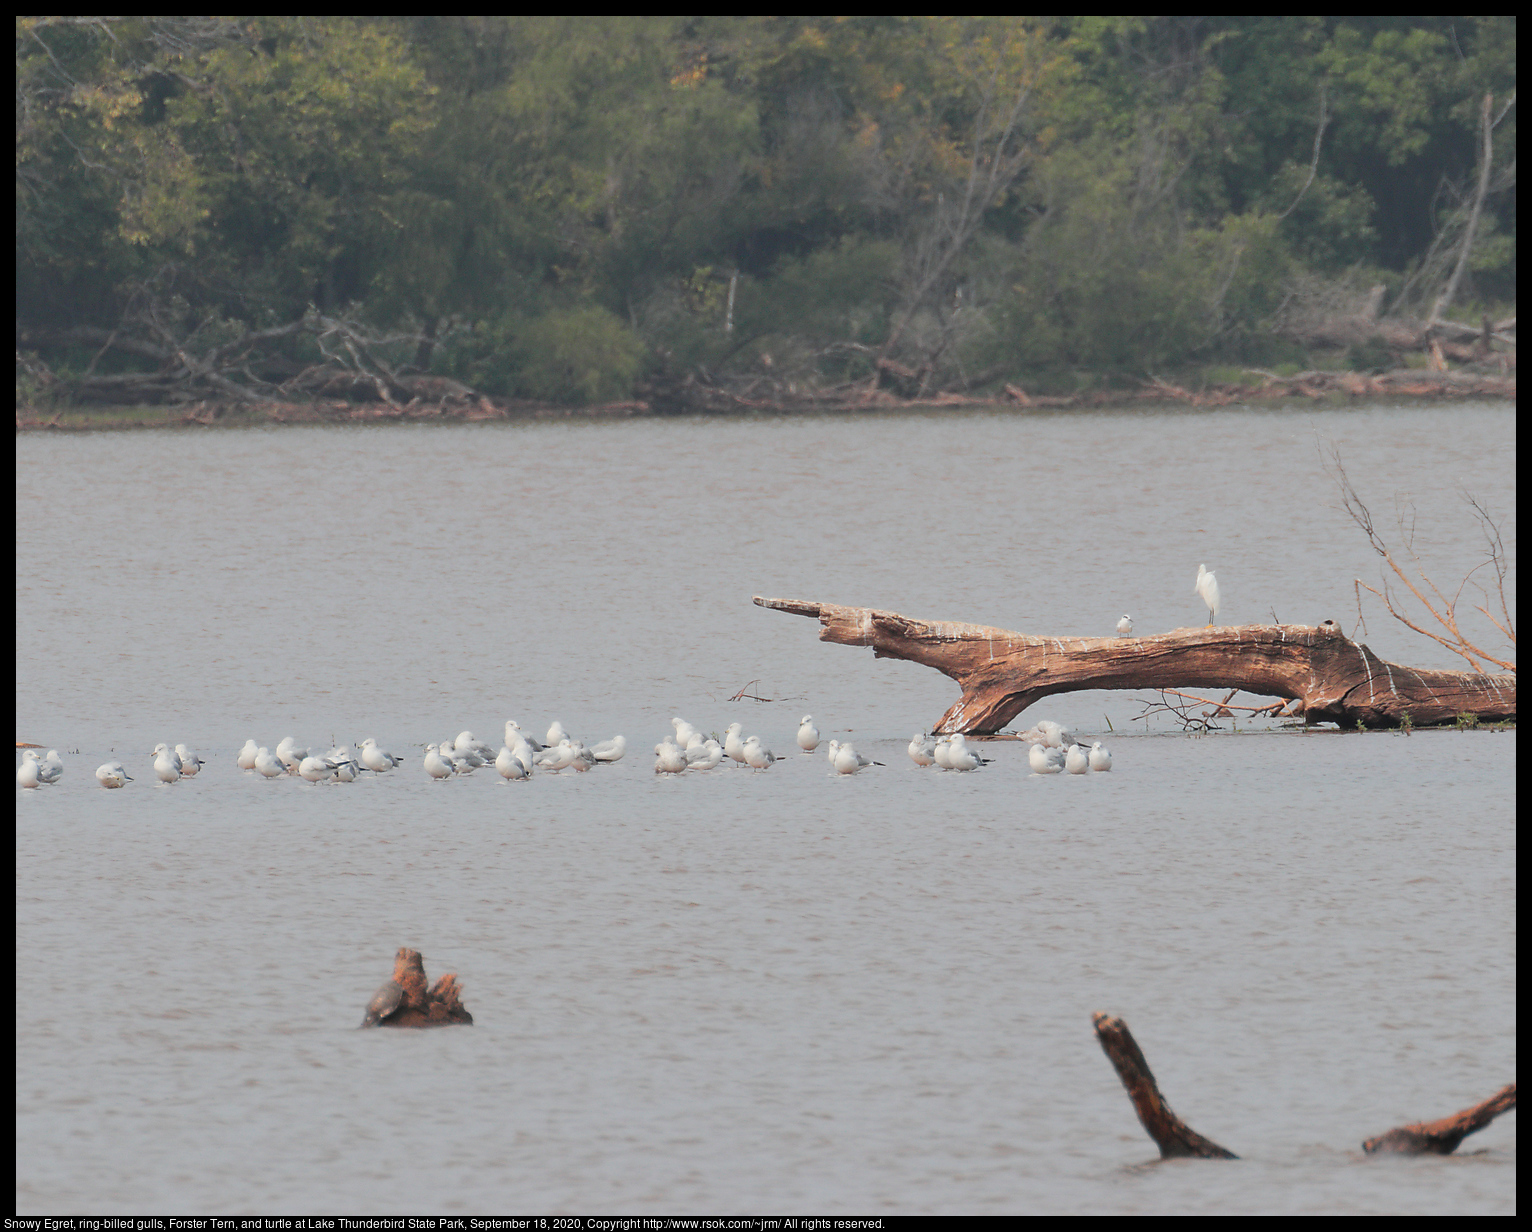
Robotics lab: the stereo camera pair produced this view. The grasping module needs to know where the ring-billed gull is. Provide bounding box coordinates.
[724,723,749,766]
[254,747,286,778]
[17,751,43,788]
[152,743,182,784]
[95,761,132,788]
[359,738,400,773]
[535,740,579,772]
[1065,744,1090,774]
[237,739,259,771]
[672,718,700,751]
[908,733,937,767]
[275,737,307,774]
[1088,741,1113,771]
[743,736,776,771]
[1028,742,1065,775]
[455,731,496,761]
[1116,614,1133,636]
[654,741,688,775]
[933,737,955,770]
[947,735,987,771]
[685,739,724,769]
[175,744,203,777]
[590,735,627,763]
[545,720,570,748]
[505,720,543,752]
[496,745,531,780]
[1195,564,1220,626]
[797,716,820,752]
[299,753,338,784]
[424,744,456,780]
[39,749,65,784]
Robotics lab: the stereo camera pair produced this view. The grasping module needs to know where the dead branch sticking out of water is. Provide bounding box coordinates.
[1091,1013,1238,1159]
[1363,1084,1517,1155]
[752,596,1515,733]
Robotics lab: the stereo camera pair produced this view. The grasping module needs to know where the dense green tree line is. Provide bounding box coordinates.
[15,16,1516,405]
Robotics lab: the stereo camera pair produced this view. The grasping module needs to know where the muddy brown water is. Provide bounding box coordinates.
[16,403,1515,1212]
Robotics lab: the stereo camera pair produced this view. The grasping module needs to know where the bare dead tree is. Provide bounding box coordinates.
[1322,442,1515,674]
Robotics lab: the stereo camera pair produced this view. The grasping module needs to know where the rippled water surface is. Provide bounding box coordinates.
[16,404,1516,1213]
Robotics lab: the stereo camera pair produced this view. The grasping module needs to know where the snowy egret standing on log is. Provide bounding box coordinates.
[1195,564,1220,626]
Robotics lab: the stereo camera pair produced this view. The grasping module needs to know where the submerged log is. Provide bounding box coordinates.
[359,947,473,1028]
[1092,1013,1238,1159]
[1363,1084,1516,1155]
[753,596,1515,733]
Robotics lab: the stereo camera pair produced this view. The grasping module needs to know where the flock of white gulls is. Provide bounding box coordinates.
[20,715,1113,788]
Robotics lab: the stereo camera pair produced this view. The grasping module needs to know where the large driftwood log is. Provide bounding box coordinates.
[754,596,1515,733]
[359,947,473,1028]
[1092,1013,1238,1159]
[1363,1084,1516,1155]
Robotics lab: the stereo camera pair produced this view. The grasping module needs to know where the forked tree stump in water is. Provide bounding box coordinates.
[1092,1012,1238,1159]
[753,596,1515,732]
[1363,1084,1516,1155]
[360,947,473,1028]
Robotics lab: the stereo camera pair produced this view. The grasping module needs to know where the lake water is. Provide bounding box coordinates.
[16,403,1516,1213]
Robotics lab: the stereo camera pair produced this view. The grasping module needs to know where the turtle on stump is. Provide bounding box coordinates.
[360,947,473,1028]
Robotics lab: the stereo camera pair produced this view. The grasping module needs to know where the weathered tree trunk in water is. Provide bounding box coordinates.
[753,596,1515,732]
[1091,1013,1238,1159]
[1363,1084,1516,1155]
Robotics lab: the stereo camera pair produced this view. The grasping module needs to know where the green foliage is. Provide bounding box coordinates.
[451,305,645,404]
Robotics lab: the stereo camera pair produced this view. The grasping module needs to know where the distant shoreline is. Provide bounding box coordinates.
[15,369,1515,432]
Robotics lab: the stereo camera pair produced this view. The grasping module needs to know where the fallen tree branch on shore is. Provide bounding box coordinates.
[752,596,1515,732]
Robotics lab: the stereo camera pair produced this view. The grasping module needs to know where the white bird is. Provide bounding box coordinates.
[17,751,43,789]
[237,739,260,771]
[654,740,688,774]
[254,746,286,778]
[95,761,132,788]
[1029,742,1065,775]
[455,731,496,761]
[39,748,65,784]
[567,742,596,772]
[1065,743,1090,774]
[1195,563,1221,626]
[505,720,543,752]
[152,743,182,784]
[423,744,456,780]
[333,758,359,783]
[535,740,579,772]
[359,738,399,773]
[908,732,937,767]
[685,739,724,769]
[933,736,955,770]
[298,753,337,784]
[507,732,538,771]
[545,720,570,748]
[743,736,776,771]
[947,734,986,771]
[724,723,749,765]
[496,745,531,780]
[275,737,307,774]
[446,738,487,771]
[1033,720,1075,749]
[1088,741,1113,772]
[590,735,627,763]
[1116,614,1133,637]
[672,718,700,751]
[174,744,203,777]
[831,742,863,774]
[797,715,820,752]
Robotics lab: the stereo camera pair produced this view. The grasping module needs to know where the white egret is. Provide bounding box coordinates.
[1116,614,1133,636]
[797,715,820,752]
[1195,563,1220,626]
[1088,741,1113,772]
[95,761,132,788]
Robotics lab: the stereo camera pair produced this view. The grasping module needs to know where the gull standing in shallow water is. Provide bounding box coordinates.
[152,743,182,784]
[359,738,400,773]
[797,716,820,752]
[496,745,531,780]
[39,749,65,784]
[17,751,43,788]
[1195,563,1221,626]
[1029,742,1066,775]
[590,735,627,763]
[686,739,724,769]
[237,739,260,771]
[743,736,777,771]
[95,761,132,788]
[1088,741,1113,771]
[423,744,456,780]
[1116,614,1133,636]
[908,733,937,767]
[254,747,286,778]
[175,744,203,777]
[654,741,688,775]
[1065,744,1090,774]
[724,723,749,766]
[947,735,987,771]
